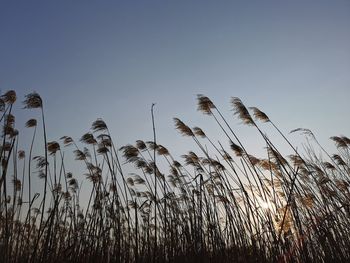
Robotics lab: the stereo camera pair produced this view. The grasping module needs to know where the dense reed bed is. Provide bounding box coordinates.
[0,90,349,263]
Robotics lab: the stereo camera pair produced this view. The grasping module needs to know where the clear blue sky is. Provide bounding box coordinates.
[1,0,349,159]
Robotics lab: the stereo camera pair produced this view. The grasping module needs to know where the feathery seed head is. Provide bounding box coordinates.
[13,179,21,192]
[249,107,270,122]
[18,150,25,159]
[99,136,112,147]
[60,136,74,146]
[341,136,350,145]
[193,127,206,138]
[173,160,182,168]
[268,147,288,165]
[135,158,147,169]
[330,136,348,148]
[80,132,97,145]
[25,119,37,128]
[74,149,86,160]
[127,177,134,186]
[288,154,305,166]
[197,94,215,114]
[3,142,12,151]
[6,114,15,126]
[157,144,169,155]
[120,144,139,159]
[290,128,315,139]
[33,156,48,169]
[23,92,42,109]
[2,90,17,104]
[97,144,109,154]
[133,174,146,185]
[230,141,243,156]
[3,125,15,137]
[92,118,108,132]
[68,178,79,192]
[248,155,260,166]
[332,154,346,166]
[222,151,232,161]
[323,162,335,170]
[136,140,147,150]
[47,141,60,155]
[173,118,194,137]
[231,97,254,125]
[146,141,157,150]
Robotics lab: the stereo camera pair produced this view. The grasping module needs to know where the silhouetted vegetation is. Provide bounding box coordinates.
[0,91,349,262]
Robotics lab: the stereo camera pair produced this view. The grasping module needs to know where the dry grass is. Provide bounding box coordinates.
[0,90,349,263]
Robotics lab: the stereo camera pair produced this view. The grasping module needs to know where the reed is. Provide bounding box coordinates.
[0,90,349,262]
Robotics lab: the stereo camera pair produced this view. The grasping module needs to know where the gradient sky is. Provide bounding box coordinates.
[1,0,349,161]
